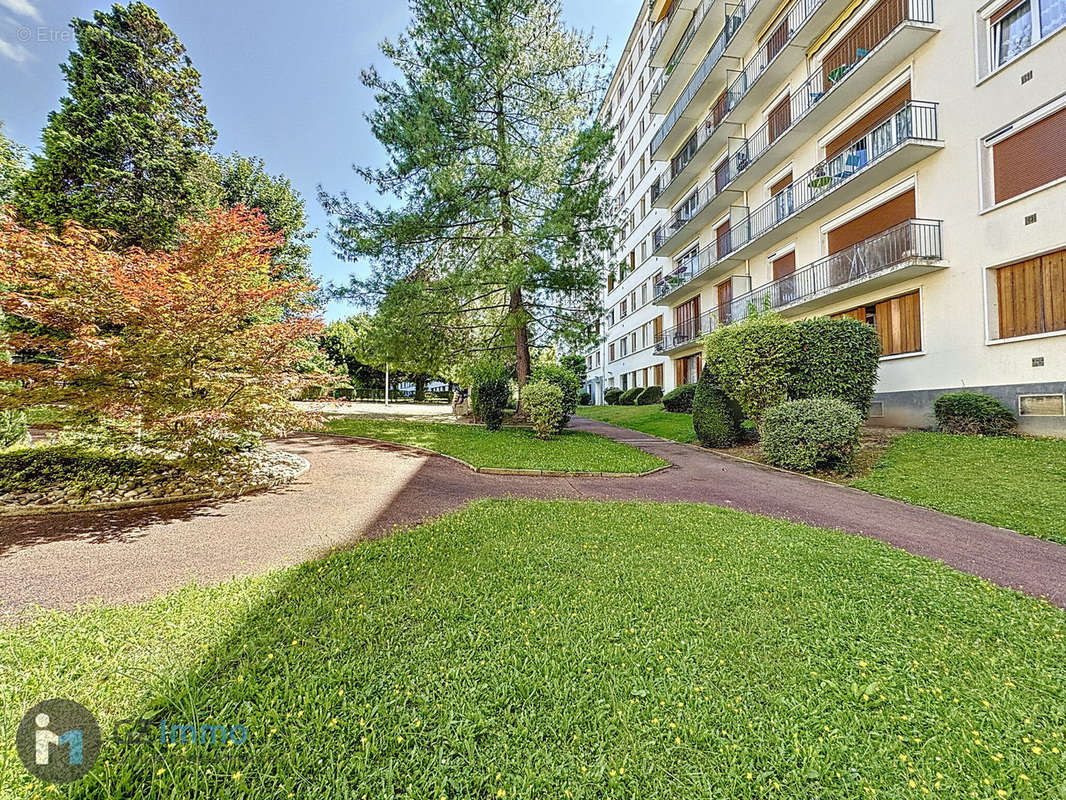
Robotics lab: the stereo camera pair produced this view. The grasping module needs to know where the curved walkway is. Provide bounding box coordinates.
[3,419,1066,617]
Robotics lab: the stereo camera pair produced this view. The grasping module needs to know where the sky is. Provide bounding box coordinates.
[0,0,635,321]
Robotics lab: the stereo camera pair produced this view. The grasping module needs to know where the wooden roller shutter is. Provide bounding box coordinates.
[712,90,729,127]
[826,82,911,158]
[654,363,664,386]
[772,250,797,279]
[770,172,793,197]
[674,358,686,386]
[716,220,732,257]
[992,106,1066,204]
[874,291,921,355]
[715,157,731,193]
[996,248,1066,338]
[821,0,907,83]
[768,93,792,144]
[832,307,867,322]
[674,296,699,327]
[827,189,915,254]
[990,0,1029,24]
[653,314,664,340]
[717,279,733,323]
[1043,249,1066,334]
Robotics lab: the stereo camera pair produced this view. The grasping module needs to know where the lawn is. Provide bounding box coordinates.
[852,432,1066,544]
[2,500,1063,798]
[576,404,697,443]
[321,417,667,473]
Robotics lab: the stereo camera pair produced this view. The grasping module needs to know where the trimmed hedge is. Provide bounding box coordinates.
[662,384,696,413]
[619,387,643,406]
[934,392,1017,437]
[762,397,863,473]
[636,386,663,406]
[692,367,743,448]
[704,313,798,424]
[531,364,581,427]
[469,360,512,431]
[524,380,565,438]
[792,316,882,415]
[578,391,591,406]
[604,388,623,406]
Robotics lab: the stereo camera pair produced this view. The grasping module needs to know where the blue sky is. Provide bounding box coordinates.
[0,0,634,320]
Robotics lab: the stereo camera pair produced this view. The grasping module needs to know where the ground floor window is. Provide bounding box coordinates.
[832,290,922,356]
[994,248,1066,339]
[675,354,702,386]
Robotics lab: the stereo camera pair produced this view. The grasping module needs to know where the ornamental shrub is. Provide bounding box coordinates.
[524,380,565,438]
[604,387,623,405]
[333,387,354,400]
[703,312,798,424]
[619,387,643,406]
[636,386,663,405]
[933,392,1017,436]
[692,366,743,448]
[578,390,591,406]
[792,316,882,414]
[469,360,512,431]
[662,384,696,413]
[762,397,863,473]
[531,364,581,427]
[0,409,28,450]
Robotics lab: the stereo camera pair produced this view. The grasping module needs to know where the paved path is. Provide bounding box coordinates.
[3,419,1065,617]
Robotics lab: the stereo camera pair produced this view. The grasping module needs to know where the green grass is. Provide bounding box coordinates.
[852,432,1066,544]
[2,500,1064,798]
[321,417,667,473]
[577,404,697,443]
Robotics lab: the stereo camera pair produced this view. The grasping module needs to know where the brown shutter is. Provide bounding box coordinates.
[827,190,916,254]
[674,358,685,386]
[772,250,797,280]
[764,15,790,62]
[825,82,911,158]
[990,0,1028,24]
[674,297,699,326]
[717,279,732,323]
[832,307,867,322]
[822,0,908,84]
[1043,249,1066,333]
[874,291,921,355]
[653,314,664,339]
[712,90,729,127]
[770,172,793,197]
[715,158,731,193]
[768,93,792,144]
[993,106,1066,204]
[654,364,664,386]
[997,257,1044,338]
[715,220,732,257]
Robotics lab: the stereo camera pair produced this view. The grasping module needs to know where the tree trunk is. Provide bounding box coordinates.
[414,374,427,401]
[510,287,530,387]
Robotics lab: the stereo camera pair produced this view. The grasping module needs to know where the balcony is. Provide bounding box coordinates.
[650,0,697,68]
[725,0,938,195]
[654,310,724,355]
[650,0,844,162]
[650,0,720,113]
[652,233,741,305]
[735,218,945,315]
[727,101,942,262]
[652,173,742,258]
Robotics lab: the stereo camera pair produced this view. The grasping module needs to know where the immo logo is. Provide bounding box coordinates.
[16,698,102,784]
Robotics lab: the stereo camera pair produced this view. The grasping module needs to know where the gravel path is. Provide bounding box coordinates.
[3,420,1065,617]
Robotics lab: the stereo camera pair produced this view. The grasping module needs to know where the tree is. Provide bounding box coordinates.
[0,122,26,204]
[321,0,615,387]
[14,2,216,251]
[215,154,315,281]
[560,353,587,384]
[0,206,325,454]
[319,318,386,388]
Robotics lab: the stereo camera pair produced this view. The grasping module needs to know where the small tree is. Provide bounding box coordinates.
[530,364,580,428]
[0,206,325,454]
[524,380,564,439]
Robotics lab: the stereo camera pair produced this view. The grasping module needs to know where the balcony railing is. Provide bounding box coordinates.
[649,0,684,59]
[731,101,939,254]
[654,309,725,353]
[736,218,943,313]
[653,236,727,298]
[650,0,717,104]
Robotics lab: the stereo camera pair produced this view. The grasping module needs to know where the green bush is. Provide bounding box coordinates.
[531,364,581,427]
[792,317,882,414]
[578,391,591,406]
[619,388,643,406]
[636,386,663,405]
[604,388,623,405]
[0,445,164,493]
[704,312,798,424]
[469,360,512,432]
[762,397,863,473]
[298,385,325,400]
[333,387,354,400]
[523,381,565,438]
[934,392,1017,437]
[692,367,743,448]
[0,410,28,450]
[662,384,696,413]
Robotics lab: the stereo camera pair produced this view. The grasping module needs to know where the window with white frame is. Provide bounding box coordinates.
[988,0,1066,70]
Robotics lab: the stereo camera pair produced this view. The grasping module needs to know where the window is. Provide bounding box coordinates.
[620,299,628,318]
[993,248,1066,339]
[653,364,664,386]
[833,291,922,356]
[609,343,616,361]
[989,104,1066,203]
[989,0,1066,69]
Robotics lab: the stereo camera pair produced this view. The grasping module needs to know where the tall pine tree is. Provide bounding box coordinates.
[321,0,615,385]
[15,2,216,251]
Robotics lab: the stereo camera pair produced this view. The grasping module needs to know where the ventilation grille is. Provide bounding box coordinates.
[868,401,885,418]
[1019,394,1066,416]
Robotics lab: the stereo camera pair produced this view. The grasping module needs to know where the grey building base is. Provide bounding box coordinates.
[870,381,1066,436]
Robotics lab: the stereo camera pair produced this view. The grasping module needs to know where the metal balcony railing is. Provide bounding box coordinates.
[653,235,727,298]
[654,309,724,353]
[731,101,939,253]
[650,0,717,103]
[735,218,943,313]
[649,0,684,59]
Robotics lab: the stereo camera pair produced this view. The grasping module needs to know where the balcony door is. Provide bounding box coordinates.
[768,93,792,144]
[715,219,732,259]
[717,279,733,324]
[771,250,797,306]
[674,297,700,343]
[826,189,915,283]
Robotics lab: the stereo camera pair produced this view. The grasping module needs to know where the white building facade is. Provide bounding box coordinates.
[583,0,1066,435]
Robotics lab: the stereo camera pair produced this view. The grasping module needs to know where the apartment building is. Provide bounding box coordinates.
[583,0,1066,434]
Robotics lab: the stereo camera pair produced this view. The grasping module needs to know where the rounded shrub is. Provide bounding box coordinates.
[619,387,643,406]
[531,364,581,427]
[604,387,623,406]
[469,360,512,432]
[692,366,743,448]
[578,390,591,406]
[662,384,696,413]
[523,380,565,439]
[933,392,1017,436]
[792,316,882,414]
[636,386,663,406]
[762,397,863,473]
